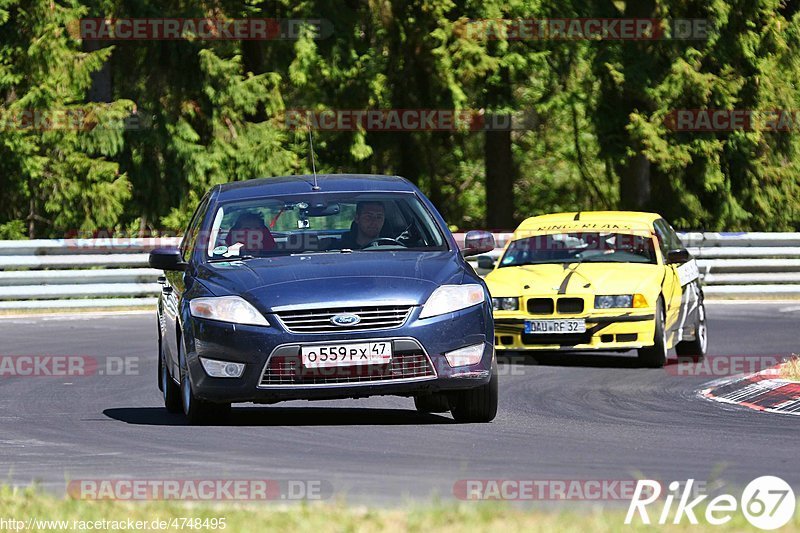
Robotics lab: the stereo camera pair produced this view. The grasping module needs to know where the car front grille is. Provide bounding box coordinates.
[274,305,414,333]
[527,298,554,314]
[258,339,437,386]
[526,297,585,315]
[556,298,584,314]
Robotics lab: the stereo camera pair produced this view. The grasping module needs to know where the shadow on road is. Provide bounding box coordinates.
[497,351,684,369]
[103,406,456,427]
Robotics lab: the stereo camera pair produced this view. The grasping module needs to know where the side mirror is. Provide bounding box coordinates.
[666,249,691,264]
[149,247,187,271]
[476,256,495,270]
[462,230,496,258]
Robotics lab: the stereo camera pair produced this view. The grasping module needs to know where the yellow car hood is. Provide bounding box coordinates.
[485,262,664,298]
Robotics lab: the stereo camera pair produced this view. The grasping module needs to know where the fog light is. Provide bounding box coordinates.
[201,358,245,378]
[444,343,485,367]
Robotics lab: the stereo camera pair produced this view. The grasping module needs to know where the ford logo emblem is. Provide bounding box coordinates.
[330,313,361,327]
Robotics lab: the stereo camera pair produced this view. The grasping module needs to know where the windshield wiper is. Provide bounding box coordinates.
[289,249,353,255]
[207,255,256,263]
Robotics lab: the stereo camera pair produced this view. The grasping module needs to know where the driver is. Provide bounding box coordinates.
[339,201,385,249]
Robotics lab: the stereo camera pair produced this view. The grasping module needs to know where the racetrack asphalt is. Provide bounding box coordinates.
[0,302,796,505]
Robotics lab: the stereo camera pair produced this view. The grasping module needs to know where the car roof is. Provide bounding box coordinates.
[516,211,660,232]
[215,174,417,201]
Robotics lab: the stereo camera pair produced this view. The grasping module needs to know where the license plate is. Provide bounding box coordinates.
[524,319,586,334]
[301,342,392,368]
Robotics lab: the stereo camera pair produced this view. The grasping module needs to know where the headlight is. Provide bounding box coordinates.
[419,284,485,319]
[491,297,520,311]
[594,294,648,309]
[189,296,269,326]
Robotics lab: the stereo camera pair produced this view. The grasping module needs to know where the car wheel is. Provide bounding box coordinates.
[450,359,498,423]
[413,393,450,413]
[160,339,182,413]
[178,341,230,425]
[675,300,708,361]
[637,298,668,368]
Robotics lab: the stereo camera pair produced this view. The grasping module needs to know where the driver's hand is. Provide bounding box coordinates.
[396,226,419,246]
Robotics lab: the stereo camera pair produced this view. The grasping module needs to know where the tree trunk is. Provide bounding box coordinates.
[484,66,516,230]
[84,40,112,103]
[618,151,651,209]
[484,129,515,229]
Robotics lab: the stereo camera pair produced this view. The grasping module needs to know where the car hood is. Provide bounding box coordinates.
[485,262,664,298]
[195,251,463,311]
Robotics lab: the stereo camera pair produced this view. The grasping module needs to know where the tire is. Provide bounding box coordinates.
[160,339,182,413]
[450,359,498,423]
[414,393,450,413]
[637,298,668,368]
[178,340,230,425]
[675,301,708,361]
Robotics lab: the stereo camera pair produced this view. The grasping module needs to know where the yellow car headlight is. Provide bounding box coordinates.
[491,297,520,311]
[594,294,648,309]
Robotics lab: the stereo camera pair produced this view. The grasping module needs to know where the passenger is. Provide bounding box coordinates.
[225,212,276,253]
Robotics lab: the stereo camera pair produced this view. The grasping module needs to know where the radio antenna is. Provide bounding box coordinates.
[308,126,320,190]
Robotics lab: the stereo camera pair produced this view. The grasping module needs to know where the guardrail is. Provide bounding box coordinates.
[462,232,800,299]
[0,232,797,310]
[0,238,180,310]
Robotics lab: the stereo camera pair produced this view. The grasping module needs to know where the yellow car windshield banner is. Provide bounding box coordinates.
[501,229,658,267]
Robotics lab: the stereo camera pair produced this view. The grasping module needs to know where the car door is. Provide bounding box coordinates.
[662,220,701,343]
[163,195,211,377]
[653,219,683,344]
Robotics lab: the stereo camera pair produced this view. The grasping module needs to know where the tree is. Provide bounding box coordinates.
[0,0,133,238]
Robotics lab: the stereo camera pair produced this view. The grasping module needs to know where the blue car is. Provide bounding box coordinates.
[150,174,497,424]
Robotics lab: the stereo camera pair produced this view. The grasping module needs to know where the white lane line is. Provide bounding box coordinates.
[0,310,151,321]
[706,300,800,305]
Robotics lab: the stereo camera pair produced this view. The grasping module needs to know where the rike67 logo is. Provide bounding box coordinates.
[625,476,796,530]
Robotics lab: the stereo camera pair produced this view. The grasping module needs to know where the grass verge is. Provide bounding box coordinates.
[0,486,797,532]
[781,356,800,382]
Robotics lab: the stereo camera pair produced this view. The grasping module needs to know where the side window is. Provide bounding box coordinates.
[655,219,684,252]
[653,220,670,256]
[664,222,685,251]
[181,196,211,262]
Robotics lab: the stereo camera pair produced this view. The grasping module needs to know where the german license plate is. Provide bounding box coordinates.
[301,342,392,368]
[524,319,586,334]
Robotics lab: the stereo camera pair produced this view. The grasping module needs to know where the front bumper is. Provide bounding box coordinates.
[493,310,655,351]
[182,304,493,403]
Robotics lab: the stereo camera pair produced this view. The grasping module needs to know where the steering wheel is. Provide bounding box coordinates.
[364,237,406,248]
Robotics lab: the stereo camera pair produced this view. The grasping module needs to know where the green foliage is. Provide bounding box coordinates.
[0,0,798,236]
[0,0,133,237]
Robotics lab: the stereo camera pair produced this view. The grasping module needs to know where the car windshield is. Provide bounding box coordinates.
[204,192,448,259]
[499,231,657,267]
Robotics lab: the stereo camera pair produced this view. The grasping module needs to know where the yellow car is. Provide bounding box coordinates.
[483,211,706,367]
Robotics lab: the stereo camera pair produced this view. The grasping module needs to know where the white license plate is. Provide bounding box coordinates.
[524,319,586,334]
[301,342,392,368]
